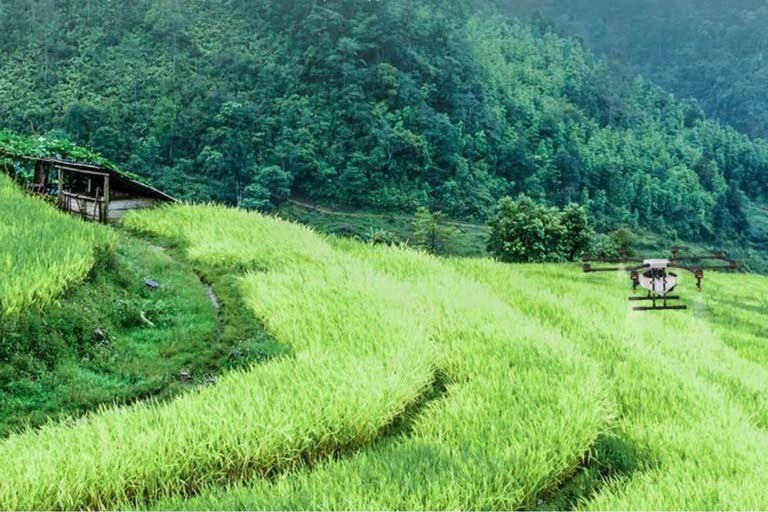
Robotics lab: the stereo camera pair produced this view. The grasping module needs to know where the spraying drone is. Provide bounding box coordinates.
[582,247,738,311]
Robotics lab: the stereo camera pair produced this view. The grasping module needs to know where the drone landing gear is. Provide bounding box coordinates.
[633,304,688,311]
[629,293,687,311]
[629,295,681,301]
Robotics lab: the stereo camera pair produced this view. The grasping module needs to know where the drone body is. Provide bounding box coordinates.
[637,260,678,296]
[582,248,737,311]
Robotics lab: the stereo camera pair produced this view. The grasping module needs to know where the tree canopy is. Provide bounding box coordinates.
[500,0,768,139]
[0,0,766,251]
[487,196,592,263]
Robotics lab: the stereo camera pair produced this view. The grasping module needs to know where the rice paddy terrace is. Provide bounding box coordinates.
[2,191,768,510]
[0,173,116,316]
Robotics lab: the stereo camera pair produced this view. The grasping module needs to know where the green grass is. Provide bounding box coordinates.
[276,200,490,257]
[0,173,116,315]
[0,235,220,436]
[2,203,768,509]
[0,187,281,438]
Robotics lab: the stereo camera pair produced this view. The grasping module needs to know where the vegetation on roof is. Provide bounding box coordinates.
[0,131,144,182]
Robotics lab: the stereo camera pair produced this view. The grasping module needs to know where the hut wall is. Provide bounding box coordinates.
[107,198,159,222]
[61,192,105,222]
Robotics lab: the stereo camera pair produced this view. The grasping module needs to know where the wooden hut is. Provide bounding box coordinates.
[1,150,175,222]
[52,159,175,222]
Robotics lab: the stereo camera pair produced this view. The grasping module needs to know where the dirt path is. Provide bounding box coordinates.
[145,241,224,342]
[285,198,488,230]
[196,274,224,345]
[203,283,220,310]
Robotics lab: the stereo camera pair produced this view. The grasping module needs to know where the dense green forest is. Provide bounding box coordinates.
[500,0,768,139]
[1,0,767,248]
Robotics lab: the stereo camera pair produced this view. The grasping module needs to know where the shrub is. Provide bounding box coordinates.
[368,229,401,247]
[412,207,458,255]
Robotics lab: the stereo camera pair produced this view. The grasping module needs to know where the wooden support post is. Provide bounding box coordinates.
[57,167,63,207]
[103,174,110,223]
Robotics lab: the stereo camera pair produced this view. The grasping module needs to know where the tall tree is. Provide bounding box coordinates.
[412,207,458,255]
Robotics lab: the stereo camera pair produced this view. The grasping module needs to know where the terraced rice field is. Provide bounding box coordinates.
[1,203,767,510]
[0,174,116,315]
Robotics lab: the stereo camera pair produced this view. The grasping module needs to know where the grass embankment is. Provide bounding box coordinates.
[160,210,768,509]
[0,205,608,510]
[0,183,276,437]
[0,206,438,509]
[0,236,219,436]
[161,239,608,510]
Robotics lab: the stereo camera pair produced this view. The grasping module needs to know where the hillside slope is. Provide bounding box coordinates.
[500,0,768,139]
[0,203,767,509]
[0,0,766,248]
[0,183,278,436]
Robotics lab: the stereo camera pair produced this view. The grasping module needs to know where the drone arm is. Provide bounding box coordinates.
[692,261,738,270]
[583,256,644,264]
[668,264,731,292]
[583,263,648,273]
[671,257,731,268]
[583,264,623,273]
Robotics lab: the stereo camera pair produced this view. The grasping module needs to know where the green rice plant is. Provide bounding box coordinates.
[5,201,768,510]
[0,174,116,316]
[456,261,768,509]
[157,240,611,510]
[123,204,333,270]
[0,206,436,510]
[163,250,768,510]
[698,271,768,367]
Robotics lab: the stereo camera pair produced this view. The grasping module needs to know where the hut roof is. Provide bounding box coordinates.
[0,131,175,202]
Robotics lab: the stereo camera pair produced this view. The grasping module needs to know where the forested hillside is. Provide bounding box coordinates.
[500,0,768,139]
[1,0,767,246]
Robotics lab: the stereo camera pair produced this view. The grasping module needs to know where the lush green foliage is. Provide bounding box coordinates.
[0,0,766,250]
[0,174,115,316]
[487,195,592,262]
[501,0,768,138]
[0,131,121,172]
[0,131,147,185]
